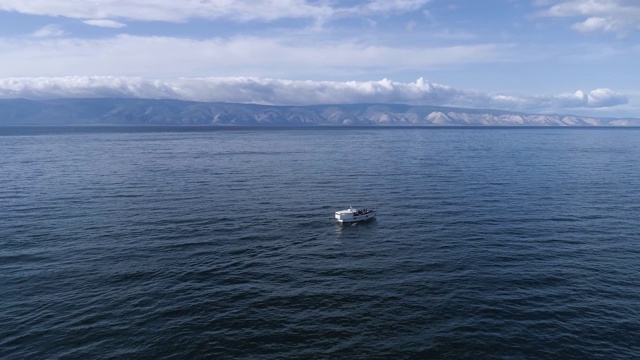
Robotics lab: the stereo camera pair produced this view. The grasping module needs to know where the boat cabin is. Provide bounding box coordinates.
[335,207,376,223]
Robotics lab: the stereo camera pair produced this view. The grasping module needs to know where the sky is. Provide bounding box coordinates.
[0,0,639,117]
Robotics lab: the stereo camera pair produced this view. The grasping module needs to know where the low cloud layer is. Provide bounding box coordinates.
[0,76,628,112]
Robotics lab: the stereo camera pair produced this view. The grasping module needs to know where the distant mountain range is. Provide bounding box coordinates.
[0,98,638,126]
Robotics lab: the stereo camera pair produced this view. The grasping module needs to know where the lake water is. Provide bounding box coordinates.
[2,126,640,359]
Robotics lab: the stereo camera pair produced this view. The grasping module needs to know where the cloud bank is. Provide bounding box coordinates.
[0,76,628,112]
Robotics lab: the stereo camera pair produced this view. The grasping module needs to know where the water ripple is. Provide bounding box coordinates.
[2,127,640,359]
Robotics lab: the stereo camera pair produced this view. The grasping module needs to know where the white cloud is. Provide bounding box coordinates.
[0,76,628,112]
[0,0,430,23]
[0,34,513,78]
[32,24,67,38]
[538,0,640,34]
[83,19,127,28]
[356,0,430,14]
[585,87,628,107]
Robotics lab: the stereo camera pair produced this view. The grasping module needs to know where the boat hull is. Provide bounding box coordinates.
[335,211,376,223]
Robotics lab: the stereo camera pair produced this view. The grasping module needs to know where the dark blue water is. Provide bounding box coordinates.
[2,126,640,359]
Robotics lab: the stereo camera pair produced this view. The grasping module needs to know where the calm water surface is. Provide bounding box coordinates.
[1,126,640,359]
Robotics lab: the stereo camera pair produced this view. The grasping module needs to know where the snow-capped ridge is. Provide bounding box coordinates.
[0,98,636,126]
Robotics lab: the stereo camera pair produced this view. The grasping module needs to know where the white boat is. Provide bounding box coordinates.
[335,207,376,223]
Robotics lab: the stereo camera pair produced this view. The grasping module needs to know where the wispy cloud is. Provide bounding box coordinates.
[32,24,67,38]
[537,0,640,34]
[0,76,628,112]
[0,0,430,23]
[83,19,127,28]
[0,35,513,78]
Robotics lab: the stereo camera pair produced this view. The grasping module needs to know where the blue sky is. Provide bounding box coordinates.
[0,0,639,117]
